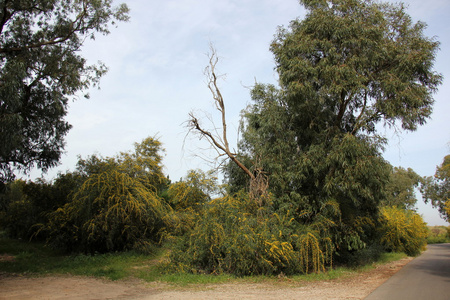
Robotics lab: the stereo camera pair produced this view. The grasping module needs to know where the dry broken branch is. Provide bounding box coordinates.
[187,45,273,204]
[187,45,255,181]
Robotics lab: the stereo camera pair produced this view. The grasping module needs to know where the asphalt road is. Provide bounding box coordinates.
[365,243,450,300]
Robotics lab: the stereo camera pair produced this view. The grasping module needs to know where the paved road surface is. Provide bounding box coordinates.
[365,243,450,300]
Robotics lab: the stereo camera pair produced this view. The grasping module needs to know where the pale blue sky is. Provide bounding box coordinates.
[29,0,449,225]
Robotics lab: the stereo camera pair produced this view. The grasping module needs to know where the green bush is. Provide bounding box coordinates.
[166,170,218,236]
[0,180,35,239]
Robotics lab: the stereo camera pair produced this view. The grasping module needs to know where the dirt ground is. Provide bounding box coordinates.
[0,257,412,300]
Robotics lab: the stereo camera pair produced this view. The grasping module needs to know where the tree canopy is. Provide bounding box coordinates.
[0,0,129,182]
[271,0,442,140]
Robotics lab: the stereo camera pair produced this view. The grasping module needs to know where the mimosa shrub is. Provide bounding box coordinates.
[44,169,171,253]
[378,206,427,256]
[170,192,333,276]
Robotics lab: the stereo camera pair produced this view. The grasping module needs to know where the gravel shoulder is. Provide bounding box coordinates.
[0,257,413,300]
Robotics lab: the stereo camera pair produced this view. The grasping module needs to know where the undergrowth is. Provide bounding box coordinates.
[0,232,408,284]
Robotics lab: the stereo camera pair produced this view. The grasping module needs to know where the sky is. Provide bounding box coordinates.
[27,0,450,225]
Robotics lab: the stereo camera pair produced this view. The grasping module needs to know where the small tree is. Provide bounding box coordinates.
[422,155,450,221]
[168,169,218,211]
[383,167,422,210]
[167,169,219,235]
[46,169,170,253]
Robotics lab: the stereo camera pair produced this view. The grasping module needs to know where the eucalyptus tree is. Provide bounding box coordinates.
[273,0,441,139]
[0,0,129,182]
[231,0,441,251]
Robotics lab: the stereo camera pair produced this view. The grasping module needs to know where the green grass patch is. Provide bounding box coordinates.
[376,251,407,264]
[290,267,353,282]
[0,234,161,280]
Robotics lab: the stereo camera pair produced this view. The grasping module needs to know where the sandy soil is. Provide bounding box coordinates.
[0,257,412,300]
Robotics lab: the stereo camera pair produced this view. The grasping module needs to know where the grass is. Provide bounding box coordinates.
[0,232,162,280]
[0,232,408,285]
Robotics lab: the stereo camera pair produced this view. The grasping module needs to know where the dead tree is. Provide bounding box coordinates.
[187,45,268,205]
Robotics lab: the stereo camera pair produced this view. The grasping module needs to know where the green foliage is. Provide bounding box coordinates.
[0,0,129,182]
[422,155,450,221]
[383,167,422,210]
[168,169,218,211]
[0,177,73,240]
[0,136,172,253]
[0,231,406,284]
[0,179,34,238]
[117,137,168,190]
[426,226,450,244]
[378,206,427,256]
[236,90,391,254]
[334,243,384,268]
[273,0,441,136]
[170,192,334,276]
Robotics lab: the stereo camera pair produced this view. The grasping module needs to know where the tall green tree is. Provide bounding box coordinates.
[0,0,129,182]
[422,155,450,221]
[229,0,441,252]
[272,0,441,139]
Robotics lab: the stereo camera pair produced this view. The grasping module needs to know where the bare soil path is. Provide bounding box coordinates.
[0,257,412,300]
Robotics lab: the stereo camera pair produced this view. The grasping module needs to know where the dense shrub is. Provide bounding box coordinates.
[170,192,334,276]
[166,170,219,236]
[378,206,427,256]
[42,169,171,253]
[334,243,384,268]
[0,180,33,238]
[0,178,73,240]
